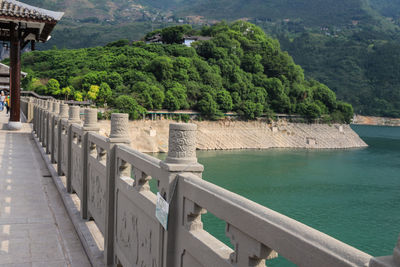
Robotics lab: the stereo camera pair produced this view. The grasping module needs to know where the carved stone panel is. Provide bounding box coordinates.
[61,134,68,175]
[88,160,107,234]
[54,125,58,162]
[115,190,161,267]
[71,143,83,198]
[48,120,52,152]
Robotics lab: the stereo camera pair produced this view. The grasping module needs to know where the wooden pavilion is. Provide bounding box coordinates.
[0,0,63,129]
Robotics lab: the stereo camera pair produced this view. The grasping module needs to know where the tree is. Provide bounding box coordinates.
[87,85,99,101]
[61,86,72,101]
[297,102,322,120]
[237,101,264,119]
[47,79,61,96]
[337,101,354,123]
[313,83,337,111]
[114,95,146,120]
[98,83,112,106]
[74,91,83,102]
[216,90,233,112]
[147,56,174,81]
[161,25,191,44]
[106,39,130,47]
[164,83,188,111]
[198,93,219,119]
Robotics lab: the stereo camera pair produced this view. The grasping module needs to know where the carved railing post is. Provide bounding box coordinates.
[370,234,400,267]
[104,113,131,265]
[51,102,60,163]
[160,123,204,267]
[57,104,69,176]
[81,108,100,220]
[67,106,82,193]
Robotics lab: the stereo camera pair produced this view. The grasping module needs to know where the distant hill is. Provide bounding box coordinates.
[21,0,400,49]
[23,0,385,26]
[161,0,371,26]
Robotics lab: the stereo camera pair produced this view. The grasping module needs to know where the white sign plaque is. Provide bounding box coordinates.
[156,192,169,230]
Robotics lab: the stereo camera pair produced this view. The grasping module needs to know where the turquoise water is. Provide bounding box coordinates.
[194,125,400,266]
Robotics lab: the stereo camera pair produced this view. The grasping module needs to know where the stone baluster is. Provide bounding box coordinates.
[226,224,278,267]
[45,102,54,154]
[104,113,131,265]
[160,123,204,267]
[33,99,37,134]
[57,104,69,176]
[370,234,400,267]
[40,100,46,143]
[36,99,40,134]
[37,100,43,142]
[27,97,34,122]
[42,101,51,148]
[40,101,46,145]
[51,102,60,163]
[81,108,100,219]
[66,106,82,193]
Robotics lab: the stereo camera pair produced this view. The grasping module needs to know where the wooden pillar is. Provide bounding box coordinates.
[10,22,21,123]
[31,40,35,51]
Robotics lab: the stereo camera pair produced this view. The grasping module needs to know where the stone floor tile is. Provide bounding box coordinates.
[0,112,90,267]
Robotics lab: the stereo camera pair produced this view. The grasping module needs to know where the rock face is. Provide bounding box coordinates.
[353,115,400,127]
[98,120,368,153]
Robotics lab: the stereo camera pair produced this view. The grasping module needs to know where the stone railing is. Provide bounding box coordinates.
[25,97,400,267]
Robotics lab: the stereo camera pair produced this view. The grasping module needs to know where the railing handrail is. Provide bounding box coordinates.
[179,172,373,267]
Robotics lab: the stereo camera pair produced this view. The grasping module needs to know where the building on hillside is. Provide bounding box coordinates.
[183,35,212,47]
[146,34,212,46]
[146,33,163,44]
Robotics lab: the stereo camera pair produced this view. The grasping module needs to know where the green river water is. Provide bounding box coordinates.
[153,125,400,266]
[195,125,400,266]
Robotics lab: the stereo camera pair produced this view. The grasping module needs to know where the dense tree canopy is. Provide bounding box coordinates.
[21,22,352,122]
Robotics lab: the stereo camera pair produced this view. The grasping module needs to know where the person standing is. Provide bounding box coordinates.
[5,95,10,115]
[0,91,5,111]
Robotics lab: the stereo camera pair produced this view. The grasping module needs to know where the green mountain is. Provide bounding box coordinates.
[16,0,400,117]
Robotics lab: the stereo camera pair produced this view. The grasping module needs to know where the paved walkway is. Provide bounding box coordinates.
[0,111,90,266]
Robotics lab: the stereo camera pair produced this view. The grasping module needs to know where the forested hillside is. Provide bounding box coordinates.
[12,0,400,117]
[20,22,352,123]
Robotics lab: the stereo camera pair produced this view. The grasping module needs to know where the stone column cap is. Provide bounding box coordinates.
[108,113,130,143]
[169,123,197,131]
[165,122,198,165]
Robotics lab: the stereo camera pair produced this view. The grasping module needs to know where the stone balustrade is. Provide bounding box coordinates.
[21,97,400,267]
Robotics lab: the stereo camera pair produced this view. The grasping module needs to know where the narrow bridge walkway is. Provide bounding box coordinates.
[0,111,90,266]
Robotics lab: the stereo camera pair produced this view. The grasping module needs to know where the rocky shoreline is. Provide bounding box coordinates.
[353,115,400,127]
[98,119,368,153]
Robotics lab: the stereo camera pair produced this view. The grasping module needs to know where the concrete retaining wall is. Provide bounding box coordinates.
[23,97,400,267]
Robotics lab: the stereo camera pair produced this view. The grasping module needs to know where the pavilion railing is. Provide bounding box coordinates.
[23,97,400,267]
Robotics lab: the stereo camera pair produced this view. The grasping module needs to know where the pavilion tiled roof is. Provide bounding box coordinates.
[0,0,63,23]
